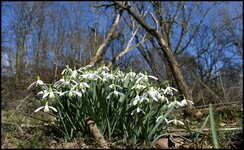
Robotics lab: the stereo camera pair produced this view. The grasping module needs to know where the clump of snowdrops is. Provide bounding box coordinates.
[28,64,193,147]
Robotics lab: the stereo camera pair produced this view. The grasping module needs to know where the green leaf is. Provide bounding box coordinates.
[148,105,174,140]
[194,115,209,143]
[124,75,130,88]
[209,103,220,149]
[106,116,112,139]
[119,95,125,103]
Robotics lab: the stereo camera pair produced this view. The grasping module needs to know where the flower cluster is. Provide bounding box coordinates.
[28,64,194,142]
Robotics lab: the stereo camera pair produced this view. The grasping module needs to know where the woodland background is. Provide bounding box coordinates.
[1,1,243,148]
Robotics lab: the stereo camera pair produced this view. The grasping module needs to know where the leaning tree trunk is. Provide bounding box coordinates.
[88,9,123,66]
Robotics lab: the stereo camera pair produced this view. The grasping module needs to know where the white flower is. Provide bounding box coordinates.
[164,86,178,95]
[131,94,149,106]
[124,71,137,81]
[109,84,123,90]
[131,84,146,91]
[99,66,109,72]
[180,98,194,107]
[156,93,169,103]
[42,87,63,100]
[165,118,184,126]
[147,87,160,102]
[71,81,90,93]
[34,101,57,113]
[71,69,78,79]
[116,71,125,79]
[28,76,48,90]
[81,73,102,80]
[63,90,82,98]
[61,66,72,75]
[78,65,93,72]
[135,73,158,84]
[131,107,145,115]
[107,90,124,99]
[168,99,183,108]
[53,78,71,88]
[78,82,90,92]
[131,95,140,106]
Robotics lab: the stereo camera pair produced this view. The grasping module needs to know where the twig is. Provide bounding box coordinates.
[189,101,243,110]
[92,3,115,9]
[168,127,242,133]
[8,94,32,121]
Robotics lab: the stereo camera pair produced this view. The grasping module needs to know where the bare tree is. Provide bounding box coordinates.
[113,2,205,106]
[13,2,36,80]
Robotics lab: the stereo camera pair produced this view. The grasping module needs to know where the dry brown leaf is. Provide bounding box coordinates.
[195,111,203,118]
[220,122,226,127]
[153,137,169,149]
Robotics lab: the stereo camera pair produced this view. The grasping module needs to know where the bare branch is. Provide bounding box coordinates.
[92,3,115,9]
[107,11,148,68]
[150,12,158,31]
[176,3,216,55]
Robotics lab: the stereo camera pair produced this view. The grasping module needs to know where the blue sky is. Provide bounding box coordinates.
[1,1,243,75]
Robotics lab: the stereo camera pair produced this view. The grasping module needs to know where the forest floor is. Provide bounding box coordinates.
[1,78,243,149]
[1,96,243,149]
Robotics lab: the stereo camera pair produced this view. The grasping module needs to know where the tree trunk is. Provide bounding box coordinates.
[88,10,122,66]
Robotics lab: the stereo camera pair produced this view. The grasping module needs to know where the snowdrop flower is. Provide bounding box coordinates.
[165,118,184,126]
[168,98,183,108]
[78,82,90,92]
[163,86,178,96]
[63,90,82,98]
[53,77,71,88]
[98,65,109,72]
[42,86,63,100]
[107,90,124,99]
[28,76,48,90]
[124,71,137,81]
[131,84,146,91]
[147,87,160,102]
[100,72,109,80]
[131,95,140,106]
[131,94,149,106]
[116,70,124,78]
[106,73,116,80]
[109,84,123,90]
[34,101,57,113]
[61,65,72,75]
[70,80,90,93]
[81,73,102,81]
[70,69,78,79]
[135,73,158,84]
[180,97,194,107]
[131,107,145,115]
[78,65,93,73]
[36,90,47,99]
[156,93,169,104]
